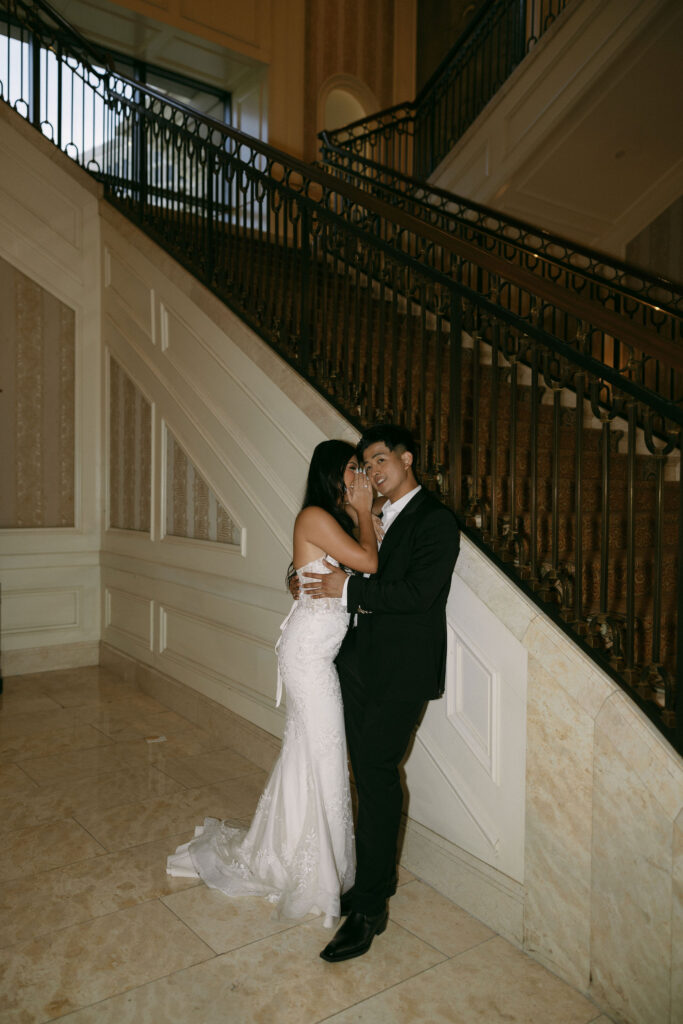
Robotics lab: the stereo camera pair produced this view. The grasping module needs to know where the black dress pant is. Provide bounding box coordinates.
[336,628,425,916]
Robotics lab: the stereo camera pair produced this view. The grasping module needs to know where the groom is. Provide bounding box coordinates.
[303,424,460,962]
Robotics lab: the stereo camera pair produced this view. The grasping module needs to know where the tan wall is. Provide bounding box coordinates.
[93,0,305,156]
[100,0,413,160]
[304,0,398,160]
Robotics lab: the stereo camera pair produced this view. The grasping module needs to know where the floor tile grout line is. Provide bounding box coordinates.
[313,931,467,1024]
[389,916,496,961]
[158,890,310,957]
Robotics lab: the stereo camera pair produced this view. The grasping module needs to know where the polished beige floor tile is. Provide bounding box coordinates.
[35,675,145,709]
[0,818,105,883]
[19,744,132,786]
[0,722,113,764]
[162,883,298,953]
[0,900,214,1022]
[0,672,51,693]
[0,761,39,796]
[0,690,64,716]
[156,746,261,788]
[396,864,415,887]
[113,725,229,769]
[74,706,202,742]
[324,936,600,1024]
[55,916,446,1024]
[0,833,198,949]
[74,773,266,851]
[0,765,184,835]
[1,667,607,1024]
[0,706,82,740]
[389,880,495,956]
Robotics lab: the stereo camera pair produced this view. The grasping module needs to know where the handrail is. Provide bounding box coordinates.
[1,0,681,752]
[319,135,683,319]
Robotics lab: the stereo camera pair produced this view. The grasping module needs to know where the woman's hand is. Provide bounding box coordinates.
[346,471,373,514]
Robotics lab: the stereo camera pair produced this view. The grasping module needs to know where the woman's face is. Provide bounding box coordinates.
[342,456,360,499]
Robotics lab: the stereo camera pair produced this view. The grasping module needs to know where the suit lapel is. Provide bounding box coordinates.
[378,489,427,566]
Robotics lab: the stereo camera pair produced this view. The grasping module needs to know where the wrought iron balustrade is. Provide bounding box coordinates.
[324,0,572,181]
[1,0,681,754]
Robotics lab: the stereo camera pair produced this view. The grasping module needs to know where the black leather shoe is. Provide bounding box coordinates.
[320,907,388,962]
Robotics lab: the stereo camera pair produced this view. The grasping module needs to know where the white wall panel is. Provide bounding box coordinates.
[3,587,79,634]
[104,586,154,652]
[0,110,101,671]
[405,559,528,883]
[159,603,277,703]
[104,247,155,344]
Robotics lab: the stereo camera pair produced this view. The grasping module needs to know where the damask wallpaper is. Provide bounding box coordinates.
[0,256,75,529]
[165,429,241,546]
[108,357,152,532]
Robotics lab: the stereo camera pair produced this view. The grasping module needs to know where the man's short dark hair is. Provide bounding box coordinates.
[357,424,419,471]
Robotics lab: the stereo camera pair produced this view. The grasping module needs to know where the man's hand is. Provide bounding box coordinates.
[301,559,347,599]
[288,573,301,600]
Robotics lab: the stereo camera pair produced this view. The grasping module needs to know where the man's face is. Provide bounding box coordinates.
[361,441,412,500]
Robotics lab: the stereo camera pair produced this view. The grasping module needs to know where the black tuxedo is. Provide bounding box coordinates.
[335,488,460,914]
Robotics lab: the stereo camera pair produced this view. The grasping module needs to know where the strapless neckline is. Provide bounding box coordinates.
[295,555,340,574]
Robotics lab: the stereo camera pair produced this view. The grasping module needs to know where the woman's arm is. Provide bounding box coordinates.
[295,504,378,574]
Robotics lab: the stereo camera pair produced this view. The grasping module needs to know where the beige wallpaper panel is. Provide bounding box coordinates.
[109,357,152,533]
[165,429,240,545]
[0,255,75,528]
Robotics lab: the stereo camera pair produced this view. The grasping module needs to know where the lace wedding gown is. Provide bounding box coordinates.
[166,557,355,926]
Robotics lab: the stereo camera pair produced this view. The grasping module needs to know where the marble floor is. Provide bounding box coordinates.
[0,665,614,1024]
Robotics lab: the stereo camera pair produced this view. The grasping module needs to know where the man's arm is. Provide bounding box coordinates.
[348,509,459,615]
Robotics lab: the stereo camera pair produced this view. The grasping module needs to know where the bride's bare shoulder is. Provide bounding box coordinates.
[295,506,332,527]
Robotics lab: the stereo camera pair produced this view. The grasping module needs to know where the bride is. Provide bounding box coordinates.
[167,440,377,926]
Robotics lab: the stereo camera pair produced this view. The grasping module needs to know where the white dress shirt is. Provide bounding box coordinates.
[341,485,422,608]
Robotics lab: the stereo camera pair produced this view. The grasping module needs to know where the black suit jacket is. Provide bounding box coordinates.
[345,489,460,702]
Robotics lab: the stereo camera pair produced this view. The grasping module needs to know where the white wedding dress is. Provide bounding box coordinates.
[166,557,355,926]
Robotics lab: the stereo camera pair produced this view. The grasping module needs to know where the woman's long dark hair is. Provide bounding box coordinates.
[302,440,357,534]
[286,440,357,586]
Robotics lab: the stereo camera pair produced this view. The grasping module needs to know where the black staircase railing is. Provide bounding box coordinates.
[1,0,682,754]
[319,140,683,340]
[323,0,572,180]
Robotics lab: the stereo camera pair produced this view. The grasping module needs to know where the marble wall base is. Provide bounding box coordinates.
[4,641,100,677]
[401,818,525,946]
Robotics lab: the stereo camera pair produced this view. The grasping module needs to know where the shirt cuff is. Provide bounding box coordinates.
[341,575,350,609]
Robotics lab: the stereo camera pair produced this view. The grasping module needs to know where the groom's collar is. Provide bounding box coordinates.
[381,485,422,524]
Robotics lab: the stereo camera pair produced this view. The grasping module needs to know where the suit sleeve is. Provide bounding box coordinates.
[347,507,459,615]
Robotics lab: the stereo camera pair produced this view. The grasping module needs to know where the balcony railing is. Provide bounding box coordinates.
[323,0,572,180]
[1,0,682,754]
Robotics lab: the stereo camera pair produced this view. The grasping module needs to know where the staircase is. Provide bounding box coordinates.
[1,0,681,754]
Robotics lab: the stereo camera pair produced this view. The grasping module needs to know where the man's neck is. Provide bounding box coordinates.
[385,477,419,504]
